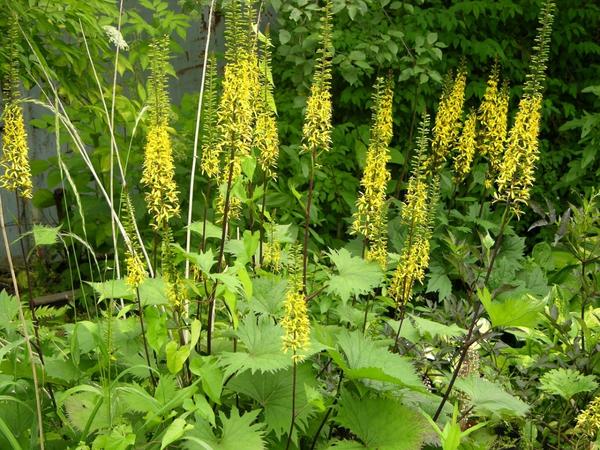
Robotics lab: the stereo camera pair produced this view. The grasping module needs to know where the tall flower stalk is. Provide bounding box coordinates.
[433,0,556,421]
[206,0,260,354]
[141,37,180,231]
[478,65,509,190]
[352,76,394,269]
[301,0,333,294]
[427,65,467,174]
[0,17,57,408]
[390,115,438,345]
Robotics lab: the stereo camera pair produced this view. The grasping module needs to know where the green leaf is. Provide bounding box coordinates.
[334,392,428,450]
[279,29,291,44]
[166,320,201,374]
[454,375,529,418]
[190,356,224,405]
[138,276,170,306]
[228,364,316,438]
[479,288,545,328]
[408,315,466,340]
[0,290,19,329]
[426,264,452,300]
[32,224,61,246]
[218,317,291,377]
[185,408,266,450]
[161,418,193,450]
[540,368,598,399]
[329,330,424,391]
[326,249,382,302]
[92,424,136,450]
[87,279,132,301]
[248,276,287,316]
[188,220,223,241]
[171,244,215,275]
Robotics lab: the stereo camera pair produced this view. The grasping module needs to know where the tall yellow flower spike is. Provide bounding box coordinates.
[141,37,180,229]
[494,93,543,215]
[281,289,311,361]
[429,66,467,173]
[200,55,221,180]
[121,193,147,289]
[352,76,394,268]
[453,110,477,183]
[1,102,33,199]
[1,19,33,200]
[281,245,310,361]
[254,32,280,180]
[301,0,333,156]
[494,0,555,217]
[215,0,261,220]
[390,116,437,305]
[478,67,509,189]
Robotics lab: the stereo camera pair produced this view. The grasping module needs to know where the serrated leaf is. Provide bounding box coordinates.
[185,408,265,450]
[479,288,545,328]
[218,317,291,377]
[454,375,529,418]
[248,276,287,316]
[326,249,382,302]
[32,224,61,246]
[0,290,19,329]
[228,364,316,438]
[92,424,136,450]
[540,368,598,399]
[334,392,428,450]
[409,315,466,340]
[63,391,109,432]
[329,330,424,391]
[87,279,132,301]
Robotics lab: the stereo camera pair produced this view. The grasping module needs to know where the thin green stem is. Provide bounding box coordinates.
[302,150,316,295]
[0,195,45,449]
[285,360,298,450]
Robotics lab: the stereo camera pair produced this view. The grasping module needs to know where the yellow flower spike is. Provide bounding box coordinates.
[215,1,261,221]
[200,55,221,180]
[494,0,555,216]
[141,124,180,229]
[263,240,282,272]
[254,33,280,180]
[125,250,146,289]
[352,77,394,268]
[301,0,333,156]
[429,66,467,173]
[576,395,600,437]
[141,37,180,229]
[453,110,477,183]
[478,70,510,189]
[281,289,311,362]
[0,102,33,199]
[494,93,543,216]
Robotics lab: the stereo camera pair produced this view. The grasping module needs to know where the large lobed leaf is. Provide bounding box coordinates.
[334,392,429,450]
[329,330,424,391]
[539,368,598,399]
[218,317,291,377]
[326,248,383,303]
